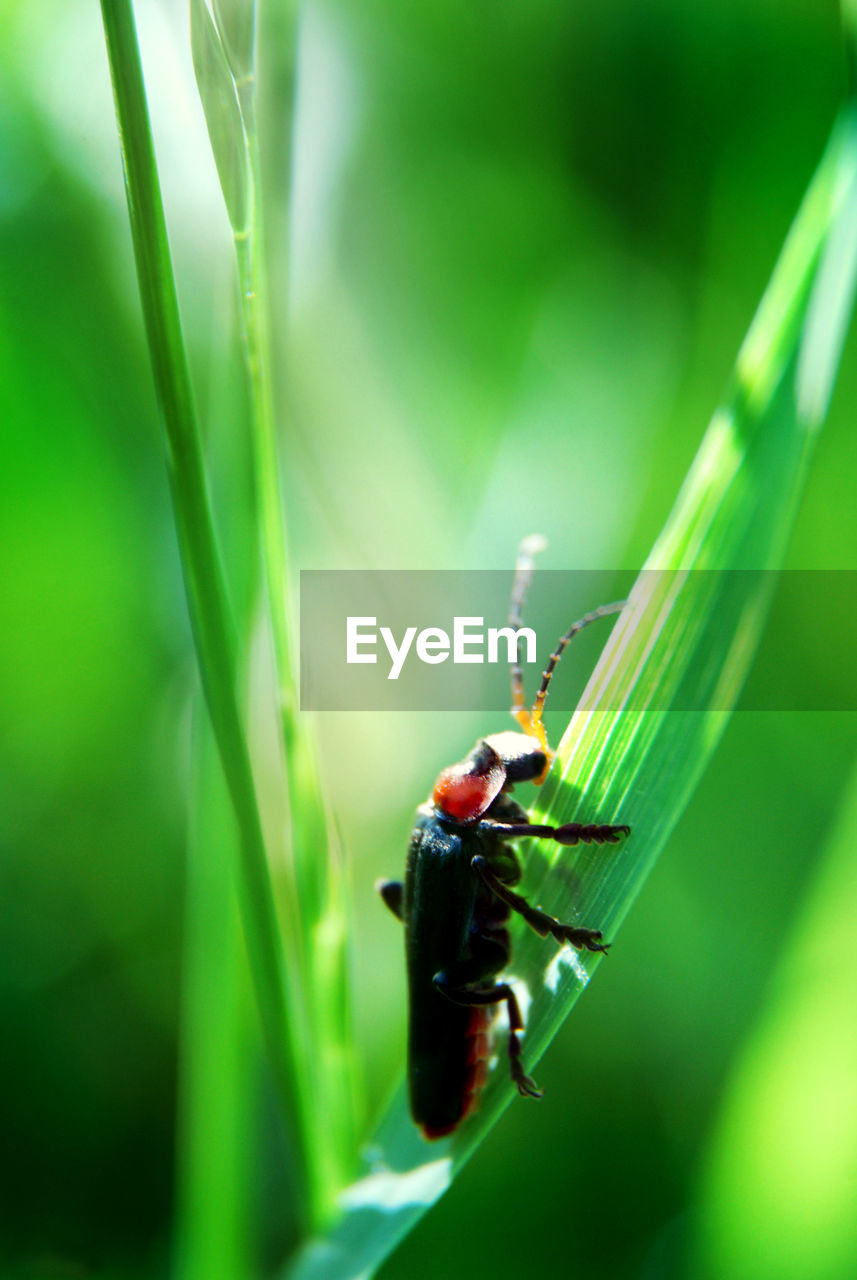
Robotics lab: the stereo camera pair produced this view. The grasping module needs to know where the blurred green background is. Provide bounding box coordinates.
[2,0,856,1277]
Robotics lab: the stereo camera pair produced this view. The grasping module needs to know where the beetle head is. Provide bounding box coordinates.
[481,730,550,784]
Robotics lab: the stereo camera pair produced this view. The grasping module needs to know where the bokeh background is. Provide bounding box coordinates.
[2,0,856,1277]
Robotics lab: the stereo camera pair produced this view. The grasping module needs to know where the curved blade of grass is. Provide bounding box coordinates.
[282,99,857,1280]
[695,754,857,1280]
[99,0,311,1223]
[190,0,249,231]
[212,0,256,82]
[190,0,359,1222]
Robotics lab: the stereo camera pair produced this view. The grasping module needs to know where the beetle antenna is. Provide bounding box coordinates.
[508,535,547,720]
[526,601,626,744]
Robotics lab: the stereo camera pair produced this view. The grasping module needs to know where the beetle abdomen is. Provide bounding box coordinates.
[412,1002,493,1139]
[404,810,488,1138]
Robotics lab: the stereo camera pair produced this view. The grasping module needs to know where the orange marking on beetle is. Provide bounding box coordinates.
[459,1007,493,1122]
[432,760,505,821]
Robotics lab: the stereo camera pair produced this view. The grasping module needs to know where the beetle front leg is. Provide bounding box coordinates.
[376,878,404,921]
[471,855,609,954]
[477,818,630,846]
[433,966,543,1099]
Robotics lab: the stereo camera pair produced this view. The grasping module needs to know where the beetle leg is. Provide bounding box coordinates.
[472,854,609,954]
[376,878,404,921]
[433,964,543,1099]
[476,818,630,846]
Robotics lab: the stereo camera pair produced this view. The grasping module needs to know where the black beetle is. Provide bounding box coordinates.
[378,540,630,1139]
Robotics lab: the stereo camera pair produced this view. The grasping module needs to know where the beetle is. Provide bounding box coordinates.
[378,538,631,1139]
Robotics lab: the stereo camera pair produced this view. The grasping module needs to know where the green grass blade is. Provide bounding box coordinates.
[282,102,857,1280]
[189,0,360,1222]
[695,755,857,1280]
[99,0,310,1220]
[212,0,256,81]
[190,0,250,231]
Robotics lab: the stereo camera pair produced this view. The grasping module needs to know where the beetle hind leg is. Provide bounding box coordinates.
[508,1033,543,1099]
[434,961,543,1100]
[500,985,543,1098]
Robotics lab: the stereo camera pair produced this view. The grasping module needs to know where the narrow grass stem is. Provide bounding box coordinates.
[99,0,309,1225]
[235,92,359,1221]
[234,107,299,731]
[174,712,254,1280]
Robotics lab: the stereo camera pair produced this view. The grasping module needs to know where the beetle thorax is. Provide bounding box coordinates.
[431,739,505,822]
[431,732,549,822]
